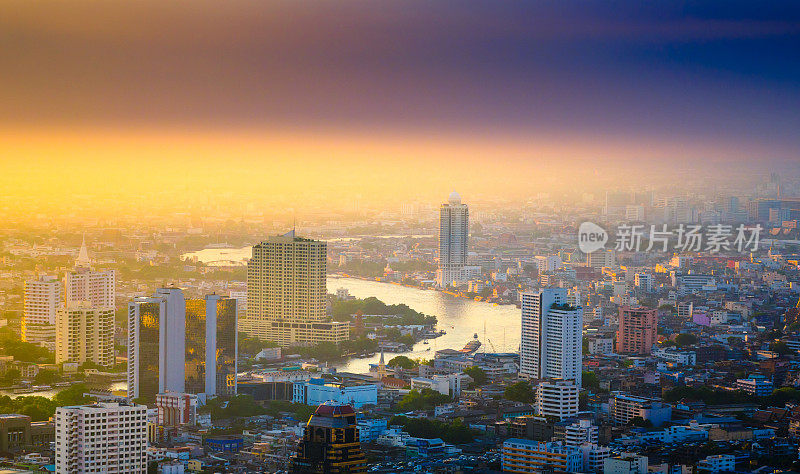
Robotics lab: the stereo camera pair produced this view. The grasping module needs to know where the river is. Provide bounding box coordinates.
[327,276,521,374]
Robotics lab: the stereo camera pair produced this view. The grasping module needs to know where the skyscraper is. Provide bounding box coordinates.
[22,275,62,348]
[55,302,115,367]
[242,231,349,345]
[64,237,115,308]
[128,288,236,403]
[520,289,582,386]
[55,401,147,474]
[616,306,658,355]
[437,191,469,287]
[291,402,367,474]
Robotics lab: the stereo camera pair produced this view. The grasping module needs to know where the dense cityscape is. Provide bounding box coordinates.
[3,1,800,473]
[1,177,800,472]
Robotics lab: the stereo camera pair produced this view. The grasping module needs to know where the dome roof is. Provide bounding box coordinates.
[448,191,461,204]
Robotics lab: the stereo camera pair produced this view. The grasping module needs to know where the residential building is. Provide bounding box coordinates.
[588,337,614,355]
[55,302,115,367]
[563,419,599,447]
[697,454,735,473]
[536,379,579,420]
[588,250,615,270]
[520,289,582,386]
[609,392,671,427]
[616,307,657,355]
[55,401,148,474]
[242,231,349,345]
[22,275,62,347]
[64,237,115,308]
[736,375,774,396]
[156,392,199,427]
[581,443,611,473]
[291,402,367,473]
[604,453,648,474]
[436,191,469,287]
[502,439,582,473]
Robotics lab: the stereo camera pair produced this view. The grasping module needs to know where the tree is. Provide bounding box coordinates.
[396,388,451,411]
[674,333,697,347]
[582,371,600,391]
[53,383,95,407]
[504,381,535,403]
[463,366,487,388]
[628,416,653,428]
[34,369,61,385]
[387,356,418,370]
[0,368,21,386]
[770,341,793,357]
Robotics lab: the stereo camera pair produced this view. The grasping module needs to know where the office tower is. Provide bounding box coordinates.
[64,237,115,308]
[242,231,349,345]
[128,288,237,403]
[185,295,238,397]
[22,275,62,348]
[55,401,147,474]
[55,302,115,367]
[536,379,579,420]
[291,402,367,474]
[436,191,469,287]
[616,306,658,355]
[128,288,185,403]
[663,197,691,223]
[520,289,582,386]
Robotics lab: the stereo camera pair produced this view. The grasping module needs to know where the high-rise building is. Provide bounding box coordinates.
[64,237,115,308]
[128,288,237,403]
[185,295,238,397]
[436,191,469,287]
[242,231,349,345]
[520,289,582,386]
[22,275,62,348]
[587,249,615,270]
[156,392,199,427]
[535,379,579,420]
[55,401,147,474]
[616,307,658,355]
[55,302,115,367]
[291,402,367,473]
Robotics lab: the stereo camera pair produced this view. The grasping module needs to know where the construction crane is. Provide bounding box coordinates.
[486,338,497,353]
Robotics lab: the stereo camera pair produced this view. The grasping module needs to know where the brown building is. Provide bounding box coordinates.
[616,307,658,355]
[291,402,366,474]
[0,414,54,453]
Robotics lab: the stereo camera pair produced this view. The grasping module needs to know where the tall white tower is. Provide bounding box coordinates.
[22,275,62,347]
[437,191,469,287]
[520,289,582,386]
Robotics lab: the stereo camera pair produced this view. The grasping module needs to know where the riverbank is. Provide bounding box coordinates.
[327,276,521,374]
[330,272,519,307]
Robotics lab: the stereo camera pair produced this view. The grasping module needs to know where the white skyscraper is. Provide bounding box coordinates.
[520,289,582,386]
[55,401,147,474]
[437,191,469,287]
[22,275,62,348]
[64,237,115,308]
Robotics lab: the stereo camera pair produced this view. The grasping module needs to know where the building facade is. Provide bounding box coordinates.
[243,231,349,345]
[536,379,579,420]
[291,402,367,473]
[502,439,582,473]
[520,289,582,386]
[128,288,237,403]
[616,307,658,355]
[436,191,469,287]
[55,401,147,474]
[22,275,62,347]
[55,302,115,367]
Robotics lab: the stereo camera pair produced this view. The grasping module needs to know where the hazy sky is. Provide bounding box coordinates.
[1,1,799,211]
